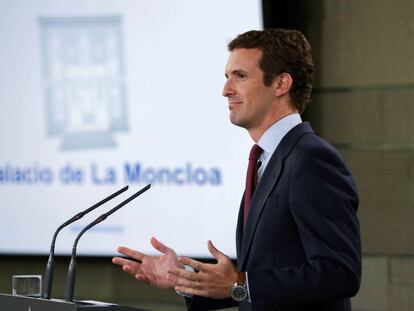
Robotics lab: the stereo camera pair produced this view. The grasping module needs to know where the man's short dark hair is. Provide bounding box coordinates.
[228,28,314,114]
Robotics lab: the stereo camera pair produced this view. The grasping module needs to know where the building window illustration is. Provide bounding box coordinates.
[40,16,128,150]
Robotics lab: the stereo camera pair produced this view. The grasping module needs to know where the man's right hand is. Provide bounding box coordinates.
[112,237,182,289]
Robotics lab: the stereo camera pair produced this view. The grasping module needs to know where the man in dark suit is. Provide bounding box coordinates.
[113,28,361,311]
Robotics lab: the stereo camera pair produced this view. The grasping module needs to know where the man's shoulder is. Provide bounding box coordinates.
[284,122,333,150]
[279,122,332,154]
[289,128,352,176]
[296,129,334,151]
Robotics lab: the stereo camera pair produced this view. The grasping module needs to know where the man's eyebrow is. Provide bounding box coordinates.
[225,69,249,77]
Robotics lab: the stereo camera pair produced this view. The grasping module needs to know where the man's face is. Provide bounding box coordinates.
[222,48,276,131]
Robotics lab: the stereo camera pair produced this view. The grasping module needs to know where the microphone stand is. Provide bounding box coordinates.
[43,185,129,299]
[65,184,151,302]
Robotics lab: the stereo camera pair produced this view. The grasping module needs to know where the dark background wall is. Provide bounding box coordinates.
[1,1,413,310]
[267,1,414,311]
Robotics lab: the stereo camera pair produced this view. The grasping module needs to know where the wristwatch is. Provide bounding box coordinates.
[230,282,248,302]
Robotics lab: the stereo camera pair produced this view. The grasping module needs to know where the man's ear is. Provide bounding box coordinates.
[273,73,293,97]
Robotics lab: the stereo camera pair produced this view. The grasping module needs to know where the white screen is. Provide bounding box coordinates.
[0,0,262,257]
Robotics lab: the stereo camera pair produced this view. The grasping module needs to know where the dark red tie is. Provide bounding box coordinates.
[244,144,263,224]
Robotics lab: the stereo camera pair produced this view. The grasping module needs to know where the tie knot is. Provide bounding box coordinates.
[249,144,263,161]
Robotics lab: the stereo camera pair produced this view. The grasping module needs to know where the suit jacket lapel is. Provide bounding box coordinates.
[237,122,314,269]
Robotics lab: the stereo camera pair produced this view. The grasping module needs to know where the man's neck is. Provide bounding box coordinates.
[248,109,299,142]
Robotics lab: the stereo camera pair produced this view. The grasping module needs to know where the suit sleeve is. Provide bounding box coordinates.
[246,141,362,308]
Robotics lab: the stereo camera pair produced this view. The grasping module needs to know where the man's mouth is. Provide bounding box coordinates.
[228,99,242,110]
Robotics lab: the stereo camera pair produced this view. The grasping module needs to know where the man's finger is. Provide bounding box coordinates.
[207,240,226,262]
[168,267,199,281]
[121,264,141,277]
[170,274,200,288]
[117,246,145,261]
[112,256,141,267]
[112,256,125,267]
[135,273,150,284]
[150,237,172,255]
[178,256,208,272]
[168,268,209,290]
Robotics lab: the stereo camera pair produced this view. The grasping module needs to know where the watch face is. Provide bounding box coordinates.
[231,284,247,302]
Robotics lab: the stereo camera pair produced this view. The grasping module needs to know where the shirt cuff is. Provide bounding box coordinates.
[245,272,251,303]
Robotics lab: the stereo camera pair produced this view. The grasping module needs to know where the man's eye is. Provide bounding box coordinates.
[238,73,247,79]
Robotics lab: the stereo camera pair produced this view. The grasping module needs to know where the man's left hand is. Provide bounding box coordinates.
[167,240,242,299]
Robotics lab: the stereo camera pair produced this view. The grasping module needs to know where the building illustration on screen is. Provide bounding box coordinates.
[40,16,128,150]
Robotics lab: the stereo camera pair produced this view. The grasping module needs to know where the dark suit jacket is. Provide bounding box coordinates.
[187,122,361,311]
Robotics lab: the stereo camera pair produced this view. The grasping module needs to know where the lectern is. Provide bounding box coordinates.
[0,293,148,311]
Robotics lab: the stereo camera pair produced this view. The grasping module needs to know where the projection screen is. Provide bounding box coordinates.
[0,0,262,257]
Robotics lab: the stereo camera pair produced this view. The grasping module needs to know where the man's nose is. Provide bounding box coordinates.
[222,79,234,97]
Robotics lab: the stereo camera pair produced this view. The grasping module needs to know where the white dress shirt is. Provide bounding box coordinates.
[256,113,302,180]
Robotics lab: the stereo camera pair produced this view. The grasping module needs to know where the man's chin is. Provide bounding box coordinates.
[229,115,248,129]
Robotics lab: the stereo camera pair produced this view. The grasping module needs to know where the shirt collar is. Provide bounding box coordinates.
[257,113,302,155]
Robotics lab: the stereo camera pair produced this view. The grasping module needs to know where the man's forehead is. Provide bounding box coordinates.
[225,48,262,72]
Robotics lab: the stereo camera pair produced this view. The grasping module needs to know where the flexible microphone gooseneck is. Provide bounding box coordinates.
[42,185,129,299]
[64,184,151,302]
